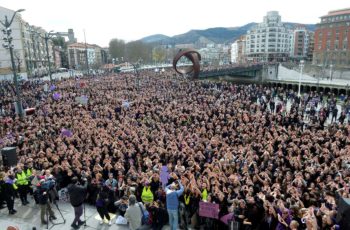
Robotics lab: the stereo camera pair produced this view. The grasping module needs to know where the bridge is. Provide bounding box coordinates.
[199,65,263,78]
[199,63,350,95]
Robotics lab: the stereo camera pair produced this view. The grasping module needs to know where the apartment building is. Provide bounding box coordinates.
[313,8,350,67]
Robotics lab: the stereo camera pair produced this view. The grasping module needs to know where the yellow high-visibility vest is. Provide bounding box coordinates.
[141,186,154,203]
[25,168,32,178]
[184,194,190,205]
[202,189,208,201]
[16,171,28,186]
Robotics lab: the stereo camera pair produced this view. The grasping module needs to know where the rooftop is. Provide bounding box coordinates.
[321,8,350,17]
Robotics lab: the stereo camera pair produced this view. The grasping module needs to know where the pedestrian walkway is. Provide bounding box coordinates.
[0,196,128,230]
[276,65,350,88]
[0,197,173,230]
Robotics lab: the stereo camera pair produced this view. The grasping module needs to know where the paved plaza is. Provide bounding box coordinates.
[0,196,131,230]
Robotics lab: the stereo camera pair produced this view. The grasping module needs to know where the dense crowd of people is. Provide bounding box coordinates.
[0,71,350,230]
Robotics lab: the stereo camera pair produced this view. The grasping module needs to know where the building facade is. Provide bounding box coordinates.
[0,6,71,80]
[231,36,246,64]
[289,26,314,61]
[246,11,291,62]
[199,43,231,66]
[23,24,55,78]
[0,6,27,79]
[313,8,350,67]
[67,43,104,70]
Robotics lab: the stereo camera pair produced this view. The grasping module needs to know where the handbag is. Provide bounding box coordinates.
[138,202,151,225]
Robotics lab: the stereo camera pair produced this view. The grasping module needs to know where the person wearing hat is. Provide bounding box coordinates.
[165,179,184,230]
[124,195,143,230]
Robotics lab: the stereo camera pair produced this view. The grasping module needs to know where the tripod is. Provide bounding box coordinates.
[45,201,66,230]
[82,202,93,228]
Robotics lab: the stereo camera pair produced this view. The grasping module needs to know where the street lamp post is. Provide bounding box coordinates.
[330,64,333,81]
[44,31,55,82]
[0,9,25,118]
[83,29,89,75]
[34,30,55,82]
[298,60,304,97]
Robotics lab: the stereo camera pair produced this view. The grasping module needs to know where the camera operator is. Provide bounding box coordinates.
[67,176,88,230]
[37,179,56,225]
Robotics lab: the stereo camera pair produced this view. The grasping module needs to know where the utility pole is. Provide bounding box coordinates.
[84,29,89,75]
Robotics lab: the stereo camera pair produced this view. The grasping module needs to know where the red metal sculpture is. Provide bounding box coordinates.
[173,48,201,79]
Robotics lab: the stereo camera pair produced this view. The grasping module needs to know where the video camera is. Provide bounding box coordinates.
[41,178,56,190]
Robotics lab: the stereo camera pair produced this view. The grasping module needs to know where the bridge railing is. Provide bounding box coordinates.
[199,65,263,78]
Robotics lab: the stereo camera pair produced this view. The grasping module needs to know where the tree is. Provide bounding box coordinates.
[109,39,126,61]
[109,38,153,64]
[126,40,153,63]
[152,46,166,64]
[52,36,69,68]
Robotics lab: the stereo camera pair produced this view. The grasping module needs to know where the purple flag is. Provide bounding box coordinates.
[220,213,234,225]
[50,85,56,91]
[53,93,61,100]
[61,128,73,137]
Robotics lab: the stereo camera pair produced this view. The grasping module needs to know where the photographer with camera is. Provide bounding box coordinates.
[37,178,56,225]
[67,176,88,229]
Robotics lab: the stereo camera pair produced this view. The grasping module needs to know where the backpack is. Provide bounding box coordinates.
[138,202,151,225]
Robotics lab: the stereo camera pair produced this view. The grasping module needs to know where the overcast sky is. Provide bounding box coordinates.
[1,0,349,47]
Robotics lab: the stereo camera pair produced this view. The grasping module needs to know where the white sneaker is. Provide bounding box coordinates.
[99,220,104,224]
[108,220,112,226]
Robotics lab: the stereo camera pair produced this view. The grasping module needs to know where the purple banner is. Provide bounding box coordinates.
[199,201,220,219]
[61,128,73,137]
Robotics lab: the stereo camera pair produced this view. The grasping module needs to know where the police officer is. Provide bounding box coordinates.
[2,174,17,214]
[15,167,29,205]
[0,172,5,209]
[23,163,33,195]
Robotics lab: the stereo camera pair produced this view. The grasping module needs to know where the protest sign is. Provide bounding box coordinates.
[44,84,48,92]
[122,100,130,108]
[199,201,220,219]
[61,128,73,137]
[75,96,88,105]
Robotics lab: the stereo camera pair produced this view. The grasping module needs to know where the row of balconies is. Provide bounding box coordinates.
[248,49,289,53]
